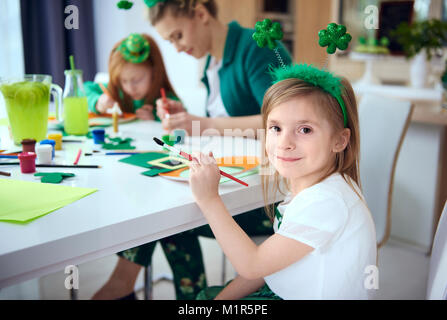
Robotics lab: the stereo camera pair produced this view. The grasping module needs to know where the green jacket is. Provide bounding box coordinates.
[201,21,292,117]
[84,81,178,121]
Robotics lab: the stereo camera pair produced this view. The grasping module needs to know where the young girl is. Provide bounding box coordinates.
[85,33,177,121]
[189,64,377,300]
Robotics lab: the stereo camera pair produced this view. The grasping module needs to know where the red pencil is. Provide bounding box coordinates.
[73,148,82,165]
[160,88,170,118]
[153,137,249,187]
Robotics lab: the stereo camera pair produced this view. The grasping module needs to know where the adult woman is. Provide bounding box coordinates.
[93,0,291,300]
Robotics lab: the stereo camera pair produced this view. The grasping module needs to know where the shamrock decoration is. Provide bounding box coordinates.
[102,137,136,150]
[118,33,151,64]
[117,0,134,9]
[252,19,284,50]
[318,23,352,54]
[144,0,167,8]
[116,0,166,10]
[35,173,75,184]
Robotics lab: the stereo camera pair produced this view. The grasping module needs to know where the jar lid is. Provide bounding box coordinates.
[48,133,62,139]
[40,139,56,145]
[18,152,37,160]
[92,129,105,134]
[21,139,36,145]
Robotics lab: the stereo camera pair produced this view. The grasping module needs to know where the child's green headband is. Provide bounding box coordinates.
[117,0,167,9]
[270,64,348,128]
[118,33,151,64]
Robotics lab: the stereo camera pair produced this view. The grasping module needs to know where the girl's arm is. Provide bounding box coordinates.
[215,276,265,300]
[189,153,314,280]
[84,81,106,114]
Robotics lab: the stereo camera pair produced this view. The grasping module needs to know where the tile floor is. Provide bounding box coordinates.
[0,236,431,300]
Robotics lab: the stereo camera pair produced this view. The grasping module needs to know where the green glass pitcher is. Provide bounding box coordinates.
[0,75,63,145]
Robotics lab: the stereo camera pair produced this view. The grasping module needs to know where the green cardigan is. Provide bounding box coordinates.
[201,21,292,117]
[84,81,178,121]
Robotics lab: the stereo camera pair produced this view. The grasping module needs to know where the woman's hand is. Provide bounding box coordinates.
[161,111,208,135]
[96,93,115,114]
[189,151,221,206]
[136,104,155,120]
[155,98,185,120]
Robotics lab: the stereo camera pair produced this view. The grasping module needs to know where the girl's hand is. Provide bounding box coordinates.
[155,98,185,120]
[136,104,155,120]
[161,111,207,135]
[96,93,115,114]
[189,151,221,206]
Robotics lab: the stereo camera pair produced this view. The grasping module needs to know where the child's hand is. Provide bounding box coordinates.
[96,94,115,114]
[161,111,205,134]
[155,98,185,119]
[136,104,155,120]
[189,151,221,205]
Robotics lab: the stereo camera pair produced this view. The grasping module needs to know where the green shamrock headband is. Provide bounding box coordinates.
[117,0,167,9]
[270,64,348,128]
[118,33,151,64]
[253,21,351,128]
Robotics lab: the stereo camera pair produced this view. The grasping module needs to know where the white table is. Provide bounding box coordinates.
[0,121,278,288]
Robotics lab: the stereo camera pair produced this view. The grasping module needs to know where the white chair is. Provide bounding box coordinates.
[426,201,447,299]
[358,94,414,248]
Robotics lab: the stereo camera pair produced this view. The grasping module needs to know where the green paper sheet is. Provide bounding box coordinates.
[142,168,173,177]
[0,179,97,223]
[119,152,168,168]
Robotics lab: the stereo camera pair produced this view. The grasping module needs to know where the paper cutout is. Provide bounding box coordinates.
[34,172,75,184]
[147,156,188,170]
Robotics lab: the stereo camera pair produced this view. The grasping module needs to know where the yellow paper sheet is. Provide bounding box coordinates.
[0,179,97,223]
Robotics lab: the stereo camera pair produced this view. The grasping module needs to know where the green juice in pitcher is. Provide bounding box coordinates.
[0,81,50,144]
[63,96,89,135]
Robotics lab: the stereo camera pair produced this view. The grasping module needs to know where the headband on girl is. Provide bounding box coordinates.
[252,21,352,128]
[270,64,348,128]
[117,0,167,9]
[118,33,151,64]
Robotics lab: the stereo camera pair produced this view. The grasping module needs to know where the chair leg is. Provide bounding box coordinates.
[221,251,226,285]
[144,265,153,300]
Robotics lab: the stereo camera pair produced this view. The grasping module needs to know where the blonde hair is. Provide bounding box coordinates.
[108,34,176,113]
[261,78,361,220]
[148,0,218,25]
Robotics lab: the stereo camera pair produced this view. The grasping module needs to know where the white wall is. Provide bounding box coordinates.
[92,0,206,116]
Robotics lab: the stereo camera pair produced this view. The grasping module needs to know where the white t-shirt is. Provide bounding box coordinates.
[205,56,229,118]
[264,173,377,300]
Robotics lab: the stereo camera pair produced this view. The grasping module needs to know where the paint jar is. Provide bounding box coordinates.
[21,139,36,153]
[18,152,36,174]
[35,144,53,164]
[92,129,105,144]
[47,133,63,150]
[40,139,56,159]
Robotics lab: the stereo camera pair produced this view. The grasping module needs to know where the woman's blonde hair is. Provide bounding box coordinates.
[261,77,361,220]
[108,34,177,113]
[148,0,218,25]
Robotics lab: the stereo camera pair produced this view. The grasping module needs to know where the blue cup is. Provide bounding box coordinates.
[40,139,56,159]
[92,129,105,144]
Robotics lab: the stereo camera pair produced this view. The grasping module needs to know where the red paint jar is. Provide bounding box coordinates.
[18,152,37,174]
[21,139,37,153]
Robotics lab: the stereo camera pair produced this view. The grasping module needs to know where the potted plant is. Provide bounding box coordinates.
[391,19,447,88]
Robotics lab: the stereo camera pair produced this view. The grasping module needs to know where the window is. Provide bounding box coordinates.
[0,0,25,79]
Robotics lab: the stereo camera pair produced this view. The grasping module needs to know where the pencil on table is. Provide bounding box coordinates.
[73,149,82,165]
[0,171,11,177]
